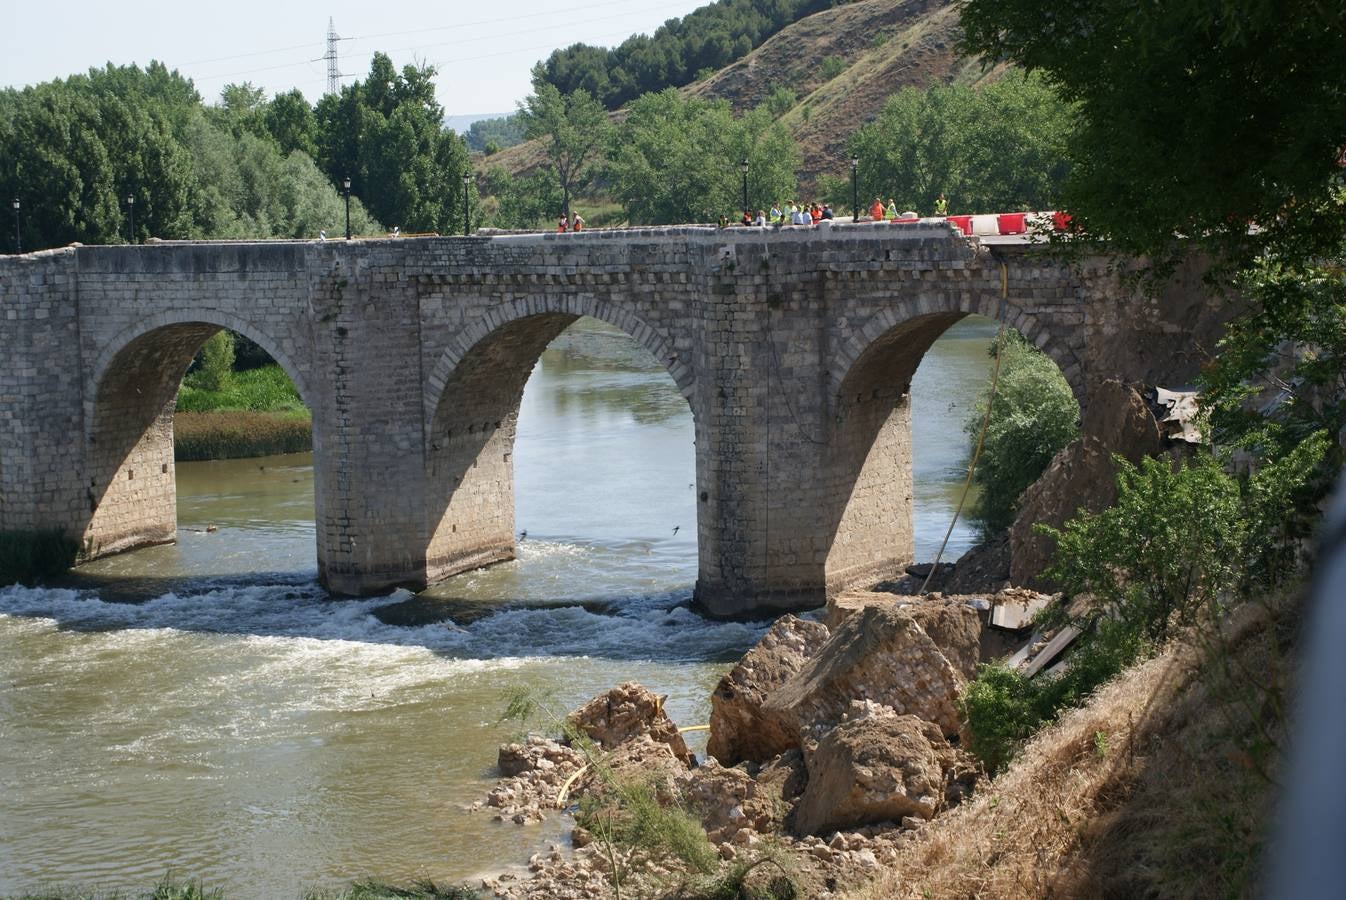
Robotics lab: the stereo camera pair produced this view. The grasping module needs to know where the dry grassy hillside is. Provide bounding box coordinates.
[845,593,1298,899]
[687,0,1004,187]
[480,0,1004,190]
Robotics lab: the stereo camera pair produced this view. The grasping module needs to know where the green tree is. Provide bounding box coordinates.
[195,331,236,393]
[263,89,317,158]
[606,89,799,224]
[519,82,612,218]
[966,330,1079,537]
[482,167,562,230]
[960,0,1346,258]
[834,71,1075,216]
[314,53,471,234]
[959,1,1346,476]
[465,112,526,153]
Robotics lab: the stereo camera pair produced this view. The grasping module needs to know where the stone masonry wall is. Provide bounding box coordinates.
[0,224,1237,616]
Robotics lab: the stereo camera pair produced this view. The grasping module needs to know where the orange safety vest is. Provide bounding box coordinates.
[869,201,884,220]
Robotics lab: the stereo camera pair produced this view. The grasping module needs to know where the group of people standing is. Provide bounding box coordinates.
[554,192,952,233]
[866,192,949,221]
[718,193,951,229]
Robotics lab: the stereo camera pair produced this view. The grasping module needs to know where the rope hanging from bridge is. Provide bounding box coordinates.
[920,259,1010,594]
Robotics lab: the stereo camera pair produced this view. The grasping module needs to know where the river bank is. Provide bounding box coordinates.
[174,361,312,461]
[174,409,311,461]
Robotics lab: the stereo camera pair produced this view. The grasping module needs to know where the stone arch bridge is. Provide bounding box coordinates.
[0,224,1231,616]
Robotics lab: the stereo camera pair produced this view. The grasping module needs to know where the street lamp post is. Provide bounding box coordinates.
[850,155,859,223]
[462,172,470,237]
[126,195,135,245]
[740,158,749,220]
[343,177,352,240]
[11,198,19,254]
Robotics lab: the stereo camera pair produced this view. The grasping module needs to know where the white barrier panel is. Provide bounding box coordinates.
[972,214,1001,236]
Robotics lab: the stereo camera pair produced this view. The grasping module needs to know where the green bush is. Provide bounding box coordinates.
[960,663,1047,773]
[963,439,1327,773]
[820,56,846,79]
[1042,454,1245,642]
[179,364,305,413]
[962,619,1146,773]
[967,330,1079,537]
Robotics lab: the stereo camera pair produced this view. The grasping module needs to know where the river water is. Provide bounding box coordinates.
[0,316,995,896]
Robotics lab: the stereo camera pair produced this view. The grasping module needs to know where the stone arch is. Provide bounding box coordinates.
[828,291,1086,407]
[420,297,697,586]
[820,293,1083,591]
[424,295,693,429]
[89,308,315,419]
[80,311,314,561]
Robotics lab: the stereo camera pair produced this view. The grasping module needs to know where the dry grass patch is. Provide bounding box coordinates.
[848,592,1298,900]
[175,410,312,461]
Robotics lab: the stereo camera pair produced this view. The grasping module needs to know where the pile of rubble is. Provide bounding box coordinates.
[469,586,1060,897]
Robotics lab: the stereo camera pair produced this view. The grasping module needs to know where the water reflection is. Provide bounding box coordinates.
[531,322,688,426]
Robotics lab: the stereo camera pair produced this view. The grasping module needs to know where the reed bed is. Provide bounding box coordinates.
[174,410,312,461]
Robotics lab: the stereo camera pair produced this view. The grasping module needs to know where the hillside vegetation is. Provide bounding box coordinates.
[535,0,835,109]
[486,0,994,193]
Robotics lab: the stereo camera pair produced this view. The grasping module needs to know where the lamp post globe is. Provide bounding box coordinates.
[342,177,352,240]
[462,172,471,237]
[11,198,19,255]
[126,195,136,245]
[850,155,859,223]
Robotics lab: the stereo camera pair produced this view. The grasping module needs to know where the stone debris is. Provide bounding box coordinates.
[566,681,693,766]
[794,705,975,836]
[823,591,986,680]
[762,604,967,741]
[707,614,831,765]
[470,734,586,825]
[471,584,1023,899]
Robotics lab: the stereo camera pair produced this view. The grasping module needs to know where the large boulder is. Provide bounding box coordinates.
[1010,379,1166,588]
[908,599,982,681]
[794,707,966,836]
[762,605,966,743]
[566,682,692,766]
[824,593,981,681]
[707,615,831,765]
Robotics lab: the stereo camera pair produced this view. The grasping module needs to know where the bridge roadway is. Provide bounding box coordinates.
[0,222,1233,616]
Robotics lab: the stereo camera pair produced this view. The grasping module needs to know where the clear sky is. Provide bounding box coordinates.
[2,0,708,118]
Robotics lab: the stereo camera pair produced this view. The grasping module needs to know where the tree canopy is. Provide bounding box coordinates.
[518,83,613,218]
[314,53,473,235]
[606,89,799,224]
[534,0,831,110]
[1,53,492,252]
[959,0,1346,484]
[836,71,1075,217]
[960,0,1346,258]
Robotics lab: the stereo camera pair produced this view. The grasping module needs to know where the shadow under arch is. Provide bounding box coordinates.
[422,301,698,587]
[820,301,1082,591]
[81,312,316,562]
